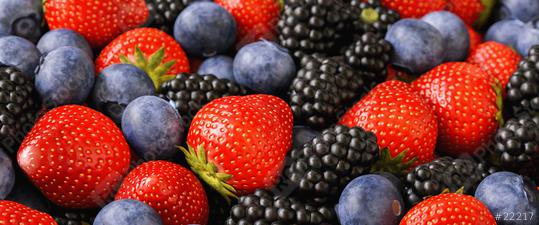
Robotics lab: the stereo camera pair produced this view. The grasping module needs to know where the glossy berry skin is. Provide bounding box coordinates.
[115,160,209,225]
[499,0,539,22]
[516,26,539,56]
[197,55,235,81]
[94,199,163,225]
[35,46,95,107]
[446,0,484,25]
[475,172,539,225]
[467,41,521,89]
[37,29,93,58]
[17,105,131,208]
[485,19,524,49]
[336,174,405,225]
[96,27,190,76]
[0,35,40,78]
[467,25,483,53]
[187,94,293,195]
[292,126,320,149]
[0,200,57,225]
[0,0,42,42]
[421,11,469,62]
[174,2,236,57]
[44,0,149,49]
[0,150,14,199]
[400,193,496,225]
[215,0,280,46]
[339,80,437,165]
[412,62,500,157]
[381,0,446,18]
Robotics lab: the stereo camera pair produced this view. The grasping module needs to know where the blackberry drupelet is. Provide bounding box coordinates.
[52,207,99,225]
[289,54,366,128]
[158,73,248,125]
[343,32,392,85]
[0,66,39,156]
[146,0,191,33]
[224,189,336,225]
[278,125,379,204]
[506,45,539,117]
[348,0,400,39]
[404,157,495,206]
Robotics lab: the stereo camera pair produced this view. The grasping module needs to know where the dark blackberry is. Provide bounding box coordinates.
[277,125,379,204]
[52,207,99,225]
[343,32,392,85]
[146,0,191,34]
[158,73,248,125]
[348,0,400,39]
[225,189,337,225]
[404,157,495,206]
[288,54,366,128]
[506,45,539,117]
[0,66,39,156]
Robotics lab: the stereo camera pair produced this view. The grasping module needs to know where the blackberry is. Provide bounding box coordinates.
[506,45,539,117]
[206,185,233,225]
[348,0,400,39]
[225,189,336,225]
[343,32,392,85]
[146,0,191,34]
[277,125,379,204]
[52,207,98,225]
[288,54,366,128]
[0,66,39,156]
[158,73,248,125]
[404,157,496,206]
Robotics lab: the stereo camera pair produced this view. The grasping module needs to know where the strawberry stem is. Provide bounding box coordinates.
[370,148,416,176]
[492,79,504,127]
[120,46,176,90]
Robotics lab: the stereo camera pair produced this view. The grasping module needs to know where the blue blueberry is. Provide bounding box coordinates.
[475,172,539,225]
[233,40,296,94]
[173,2,236,57]
[0,149,14,199]
[0,0,42,42]
[385,19,444,75]
[421,11,469,62]
[37,29,93,58]
[499,0,539,23]
[35,46,94,107]
[336,174,404,225]
[93,199,163,225]
[293,126,320,149]
[485,19,525,49]
[516,26,539,56]
[121,96,184,161]
[197,55,234,81]
[91,64,155,124]
[0,35,40,78]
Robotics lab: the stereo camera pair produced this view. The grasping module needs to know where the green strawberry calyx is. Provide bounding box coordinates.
[180,145,238,203]
[370,148,417,176]
[120,46,176,90]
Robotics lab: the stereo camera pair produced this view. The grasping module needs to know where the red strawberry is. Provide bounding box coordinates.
[215,0,280,47]
[400,193,496,225]
[467,41,521,90]
[467,25,483,54]
[447,0,484,25]
[115,160,208,225]
[17,105,131,208]
[95,28,190,88]
[0,201,57,225]
[44,0,148,49]
[381,0,446,18]
[412,62,502,157]
[339,80,438,165]
[184,94,293,199]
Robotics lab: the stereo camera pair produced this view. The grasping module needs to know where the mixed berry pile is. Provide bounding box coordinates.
[0,0,537,225]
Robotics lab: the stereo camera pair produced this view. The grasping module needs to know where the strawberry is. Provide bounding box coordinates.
[17,105,131,208]
[0,201,57,225]
[115,160,209,225]
[44,0,149,49]
[95,27,190,89]
[467,41,521,90]
[412,62,502,157]
[447,0,484,25]
[400,193,496,225]
[215,0,281,47]
[339,80,438,165]
[467,25,483,54]
[381,0,446,18]
[184,94,293,200]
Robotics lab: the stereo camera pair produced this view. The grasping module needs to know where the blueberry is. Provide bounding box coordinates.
[0,35,40,78]
[233,40,296,94]
[499,0,539,23]
[0,0,41,42]
[421,11,469,62]
[37,29,93,58]
[516,26,539,56]
[173,2,236,57]
[485,19,525,49]
[475,172,539,225]
[0,149,14,199]
[91,64,155,124]
[385,19,444,75]
[121,96,184,161]
[336,174,404,225]
[35,46,94,107]
[197,55,234,81]
[292,126,320,149]
[93,199,163,225]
